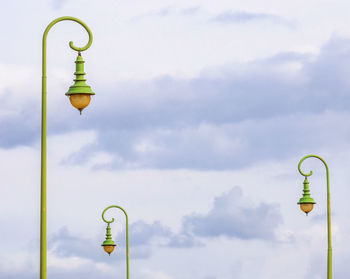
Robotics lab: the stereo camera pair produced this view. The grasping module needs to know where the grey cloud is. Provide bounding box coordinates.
[47,221,198,262]
[130,220,172,246]
[48,187,278,263]
[130,220,201,248]
[0,92,39,147]
[182,187,283,240]
[81,37,350,169]
[48,226,153,261]
[212,11,294,27]
[49,227,105,261]
[167,232,200,248]
[3,37,350,170]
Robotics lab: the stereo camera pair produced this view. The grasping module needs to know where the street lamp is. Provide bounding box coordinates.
[66,53,95,114]
[40,17,94,279]
[101,205,130,279]
[297,155,332,279]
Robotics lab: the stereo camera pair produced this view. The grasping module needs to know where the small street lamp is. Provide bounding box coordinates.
[297,176,316,215]
[66,52,95,114]
[101,205,130,279]
[102,223,117,255]
[297,154,332,279]
[40,16,94,279]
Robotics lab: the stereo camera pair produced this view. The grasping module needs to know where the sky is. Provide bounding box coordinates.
[1,0,350,278]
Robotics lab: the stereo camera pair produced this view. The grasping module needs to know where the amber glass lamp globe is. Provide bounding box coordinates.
[300,203,314,215]
[69,94,91,110]
[103,245,115,255]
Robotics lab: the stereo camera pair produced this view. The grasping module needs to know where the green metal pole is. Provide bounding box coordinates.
[298,155,332,279]
[102,205,130,279]
[41,17,93,279]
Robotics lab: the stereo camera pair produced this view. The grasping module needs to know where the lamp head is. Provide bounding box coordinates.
[66,52,95,114]
[101,224,116,255]
[297,177,316,215]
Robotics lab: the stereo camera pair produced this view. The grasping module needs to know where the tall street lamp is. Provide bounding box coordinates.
[101,205,130,279]
[297,154,332,279]
[40,17,94,279]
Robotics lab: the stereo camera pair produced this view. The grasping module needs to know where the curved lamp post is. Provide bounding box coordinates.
[101,205,130,279]
[40,17,94,279]
[297,154,332,279]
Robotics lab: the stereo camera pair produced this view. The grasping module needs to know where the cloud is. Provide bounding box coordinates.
[3,37,350,170]
[48,220,200,262]
[128,220,201,249]
[109,186,283,245]
[182,187,282,240]
[211,11,294,27]
[48,226,155,261]
[130,220,172,246]
[49,227,105,261]
[83,37,350,169]
[48,186,282,265]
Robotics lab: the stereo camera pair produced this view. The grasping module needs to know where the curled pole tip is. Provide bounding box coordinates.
[102,214,115,224]
[298,156,314,177]
[67,17,93,52]
[102,205,128,224]
[298,154,328,178]
[44,16,93,53]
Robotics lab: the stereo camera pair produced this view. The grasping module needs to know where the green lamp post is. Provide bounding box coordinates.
[101,205,130,279]
[40,17,94,279]
[297,155,332,279]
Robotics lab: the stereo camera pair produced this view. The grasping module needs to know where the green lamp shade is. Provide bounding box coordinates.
[102,239,116,256]
[298,197,316,215]
[297,196,316,204]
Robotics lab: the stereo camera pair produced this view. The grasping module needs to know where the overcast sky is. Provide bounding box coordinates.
[0,1,350,279]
